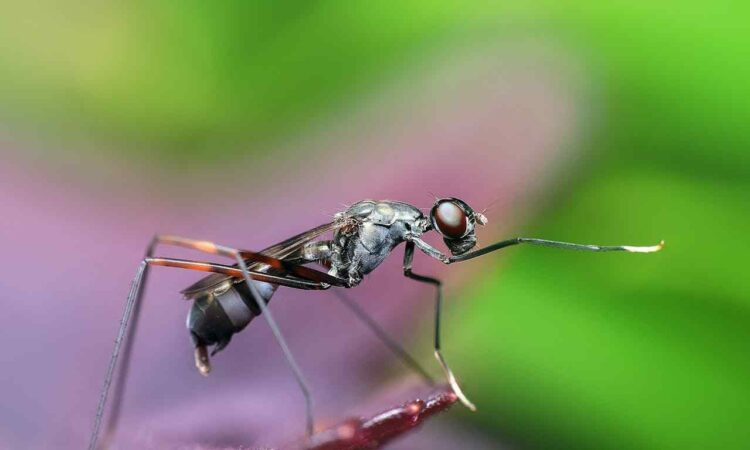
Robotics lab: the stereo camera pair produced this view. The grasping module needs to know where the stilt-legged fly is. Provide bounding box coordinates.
[88,198,663,449]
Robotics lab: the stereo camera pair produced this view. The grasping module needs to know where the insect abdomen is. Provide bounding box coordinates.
[187,280,277,355]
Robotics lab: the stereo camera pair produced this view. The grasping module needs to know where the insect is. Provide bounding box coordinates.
[88,198,663,449]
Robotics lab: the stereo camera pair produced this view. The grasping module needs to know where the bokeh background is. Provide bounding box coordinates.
[1,2,748,449]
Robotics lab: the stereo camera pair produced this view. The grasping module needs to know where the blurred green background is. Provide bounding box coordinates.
[1,2,748,449]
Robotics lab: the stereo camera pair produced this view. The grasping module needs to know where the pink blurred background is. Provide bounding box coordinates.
[0,45,581,449]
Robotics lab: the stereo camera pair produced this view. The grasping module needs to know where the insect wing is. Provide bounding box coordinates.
[181,221,343,298]
[257,221,341,260]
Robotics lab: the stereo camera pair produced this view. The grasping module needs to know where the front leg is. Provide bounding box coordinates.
[402,241,476,411]
[405,235,451,264]
[406,234,663,264]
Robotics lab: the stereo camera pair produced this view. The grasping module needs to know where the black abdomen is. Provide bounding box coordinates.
[187,280,277,355]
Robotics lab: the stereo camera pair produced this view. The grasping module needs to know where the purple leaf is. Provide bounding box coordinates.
[288,387,457,450]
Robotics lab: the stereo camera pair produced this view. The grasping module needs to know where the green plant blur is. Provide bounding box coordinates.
[1,2,747,449]
[444,3,750,450]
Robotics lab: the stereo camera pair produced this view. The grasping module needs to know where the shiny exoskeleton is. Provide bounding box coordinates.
[90,196,662,449]
[184,199,485,358]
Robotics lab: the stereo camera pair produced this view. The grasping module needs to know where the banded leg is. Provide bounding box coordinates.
[402,241,476,411]
[158,234,347,286]
[151,236,320,436]
[331,289,435,386]
[148,257,331,290]
[90,236,333,449]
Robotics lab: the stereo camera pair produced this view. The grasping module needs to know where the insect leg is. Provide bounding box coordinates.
[331,289,435,386]
[402,242,476,411]
[408,235,663,266]
[232,255,315,436]
[448,237,664,263]
[147,235,316,436]
[157,234,348,286]
[294,242,433,383]
[92,238,326,449]
[97,236,181,449]
[89,260,148,450]
[147,257,329,290]
[286,243,435,384]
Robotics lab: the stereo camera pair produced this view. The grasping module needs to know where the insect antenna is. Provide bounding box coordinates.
[480,195,503,215]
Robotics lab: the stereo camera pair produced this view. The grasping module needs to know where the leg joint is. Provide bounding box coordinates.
[404,270,441,287]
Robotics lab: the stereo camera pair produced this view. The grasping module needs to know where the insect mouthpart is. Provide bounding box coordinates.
[443,232,478,255]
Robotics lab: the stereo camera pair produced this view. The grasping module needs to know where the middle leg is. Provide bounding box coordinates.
[402,241,476,410]
[331,289,435,386]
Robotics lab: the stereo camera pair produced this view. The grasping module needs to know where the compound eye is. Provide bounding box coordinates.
[434,201,468,238]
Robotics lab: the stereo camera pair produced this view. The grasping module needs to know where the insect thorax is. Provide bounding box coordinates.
[329,200,427,286]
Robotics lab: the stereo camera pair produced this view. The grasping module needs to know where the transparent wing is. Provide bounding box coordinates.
[257,221,342,260]
[181,220,344,297]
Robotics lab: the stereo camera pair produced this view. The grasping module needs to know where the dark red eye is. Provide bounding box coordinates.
[434,201,468,238]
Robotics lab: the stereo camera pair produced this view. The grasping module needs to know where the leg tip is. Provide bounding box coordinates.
[455,389,477,411]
